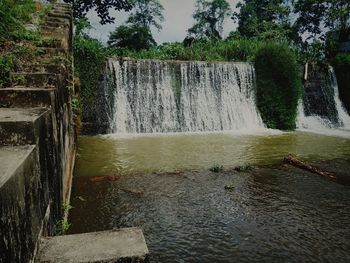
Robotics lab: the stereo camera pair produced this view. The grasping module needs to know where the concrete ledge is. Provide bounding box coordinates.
[10,72,61,88]
[36,228,149,263]
[0,108,50,146]
[0,145,49,263]
[0,88,54,108]
[0,145,36,187]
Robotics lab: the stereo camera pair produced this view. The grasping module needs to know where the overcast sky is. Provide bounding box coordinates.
[87,0,240,44]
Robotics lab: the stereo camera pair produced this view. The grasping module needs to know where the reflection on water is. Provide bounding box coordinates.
[75,131,350,177]
[70,131,350,262]
[69,164,350,262]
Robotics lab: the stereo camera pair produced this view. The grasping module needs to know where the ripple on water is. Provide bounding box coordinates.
[69,166,350,263]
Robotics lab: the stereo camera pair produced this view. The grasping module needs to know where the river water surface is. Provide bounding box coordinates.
[69,131,350,262]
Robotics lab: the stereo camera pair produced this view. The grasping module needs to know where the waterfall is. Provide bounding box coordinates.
[103,59,264,134]
[297,66,350,132]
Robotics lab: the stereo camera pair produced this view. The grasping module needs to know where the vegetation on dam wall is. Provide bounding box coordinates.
[116,38,265,62]
[255,44,302,130]
[73,34,112,123]
[333,53,350,115]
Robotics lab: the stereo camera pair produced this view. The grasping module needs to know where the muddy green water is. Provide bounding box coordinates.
[75,131,350,177]
[69,131,350,263]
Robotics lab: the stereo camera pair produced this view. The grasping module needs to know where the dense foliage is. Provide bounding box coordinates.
[255,44,302,130]
[187,0,231,41]
[108,0,163,50]
[0,0,43,88]
[108,24,156,50]
[333,53,350,114]
[63,0,132,24]
[117,38,265,61]
[0,0,37,42]
[294,0,350,41]
[74,35,112,120]
[234,0,296,43]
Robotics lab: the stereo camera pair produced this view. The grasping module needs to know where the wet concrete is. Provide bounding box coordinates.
[36,228,149,263]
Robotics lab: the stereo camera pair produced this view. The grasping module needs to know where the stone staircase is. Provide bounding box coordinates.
[0,3,148,263]
[0,3,74,262]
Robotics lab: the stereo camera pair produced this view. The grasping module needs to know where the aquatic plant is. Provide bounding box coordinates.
[209,163,223,173]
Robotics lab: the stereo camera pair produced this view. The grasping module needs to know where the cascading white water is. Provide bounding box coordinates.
[297,66,350,133]
[104,59,264,134]
[329,66,350,129]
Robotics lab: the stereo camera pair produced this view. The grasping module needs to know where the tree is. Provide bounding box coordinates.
[108,0,163,50]
[187,0,231,40]
[294,0,350,41]
[107,24,156,50]
[127,0,164,30]
[233,0,295,42]
[63,0,133,24]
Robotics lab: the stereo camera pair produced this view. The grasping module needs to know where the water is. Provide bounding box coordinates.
[74,61,350,261]
[297,66,350,135]
[69,132,350,262]
[75,131,350,177]
[103,59,263,133]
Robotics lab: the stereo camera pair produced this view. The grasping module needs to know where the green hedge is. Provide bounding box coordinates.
[333,53,350,115]
[255,44,302,130]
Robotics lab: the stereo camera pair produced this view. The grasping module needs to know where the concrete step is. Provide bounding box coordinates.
[48,11,72,20]
[14,62,67,74]
[10,72,62,88]
[45,21,70,28]
[0,88,55,108]
[0,145,48,263]
[0,108,51,146]
[36,228,149,263]
[51,8,72,16]
[46,16,70,24]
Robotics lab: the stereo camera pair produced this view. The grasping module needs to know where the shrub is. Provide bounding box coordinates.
[0,0,37,42]
[118,38,266,62]
[0,55,14,88]
[333,53,350,114]
[255,44,302,130]
[73,35,112,122]
[209,163,223,173]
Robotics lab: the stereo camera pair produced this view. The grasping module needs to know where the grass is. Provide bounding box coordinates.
[0,1,52,88]
[55,202,73,235]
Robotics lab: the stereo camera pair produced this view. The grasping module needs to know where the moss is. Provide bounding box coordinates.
[254,44,302,130]
[333,53,350,115]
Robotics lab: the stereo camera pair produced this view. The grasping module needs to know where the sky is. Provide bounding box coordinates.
[87,0,240,44]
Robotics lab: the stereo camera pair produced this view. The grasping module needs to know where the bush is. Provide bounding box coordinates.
[74,35,112,121]
[333,53,350,114]
[0,55,14,88]
[255,44,302,130]
[0,0,37,42]
[117,38,266,62]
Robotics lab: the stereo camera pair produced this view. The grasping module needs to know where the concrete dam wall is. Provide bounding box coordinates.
[0,3,76,262]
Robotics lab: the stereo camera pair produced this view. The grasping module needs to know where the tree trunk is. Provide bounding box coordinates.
[284,155,337,182]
